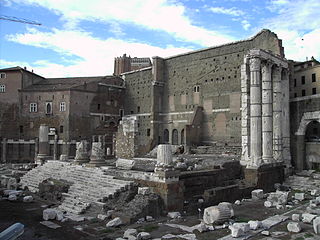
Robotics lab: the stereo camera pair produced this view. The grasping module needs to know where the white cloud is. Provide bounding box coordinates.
[262,0,320,61]
[208,7,244,16]
[241,20,251,31]
[8,0,235,46]
[5,28,194,77]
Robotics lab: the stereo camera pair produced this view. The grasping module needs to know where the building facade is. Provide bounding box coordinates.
[120,29,285,156]
[114,54,152,75]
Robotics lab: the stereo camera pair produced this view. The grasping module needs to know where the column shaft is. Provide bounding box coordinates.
[282,70,291,167]
[272,66,283,162]
[249,57,262,167]
[241,58,250,166]
[261,62,273,163]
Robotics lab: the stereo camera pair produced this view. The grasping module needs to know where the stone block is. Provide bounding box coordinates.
[287,222,301,233]
[261,230,270,236]
[123,228,138,238]
[252,189,264,200]
[302,213,317,223]
[138,187,151,195]
[106,217,123,227]
[267,191,288,206]
[218,202,234,217]
[23,196,33,202]
[234,200,241,205]
[248,220,262,230]
[292,214,300,221]
[295,193,305,201]
[264,201,272,208]
[311,189,319,196]
[229,223,250,238]
[313,216,320,234]
[167,212,181,219]
[8,194,17,201]
[203,205,232,225]
[97,214,108,220]
[43,209,57,221]
[137,232,151,240]
[55,210,64,221]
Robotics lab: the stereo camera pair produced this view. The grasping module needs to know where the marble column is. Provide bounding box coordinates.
[53,135,58,160]
[272,66,283,162]
[88,136,106,166]
[36,124,50,164]
[261,62,273,163]
[249,57,262,167]
[157,144,173,165]
[74,140,89,164]
[241,57,250,166]
[282,70,291,167]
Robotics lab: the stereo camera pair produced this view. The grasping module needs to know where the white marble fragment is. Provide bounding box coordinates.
[23,196,33,202]
[97,214,108,220]
[313,216,320,234]
[295,193,305,201]
[123,228,138,238]
[252,189,264,200]
[248,220,262,230]
[292,214,300,221]
[106,217,123,227]
[302,213,317,223]
[287,222,302,233]
[138,187,151,195]
[137,232,151,240]
[167,212,181,219]
[43,209,57,221]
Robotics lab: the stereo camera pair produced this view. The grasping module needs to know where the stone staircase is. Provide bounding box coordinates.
[20,161,134,214]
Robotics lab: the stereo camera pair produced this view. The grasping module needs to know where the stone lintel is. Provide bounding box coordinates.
[247,49,288,68]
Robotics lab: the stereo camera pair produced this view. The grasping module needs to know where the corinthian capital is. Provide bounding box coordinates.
[249,57,261,72]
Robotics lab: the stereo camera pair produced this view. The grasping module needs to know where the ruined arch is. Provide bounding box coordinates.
[181,129,185,145]
[172,129,178,145]
[163,129,169,143]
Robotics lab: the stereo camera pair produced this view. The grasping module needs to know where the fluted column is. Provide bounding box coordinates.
[261,62,273,163]
[36,124,49,164]
[157,144,173,165]
[249,57,262,167]
[282,69,291,167]
[272,66,283,162]
[241,57,250,166]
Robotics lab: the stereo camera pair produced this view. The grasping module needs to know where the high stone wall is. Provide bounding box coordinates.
[122,30,284,155]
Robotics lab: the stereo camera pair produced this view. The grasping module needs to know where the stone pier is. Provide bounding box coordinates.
[88,136,106,166]
[74,140,90,164]
[36,124,50,164]
[241,49,290,169]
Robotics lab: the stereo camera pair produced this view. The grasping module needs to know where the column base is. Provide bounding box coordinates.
[36,154,50,165]
[87,158,106,167]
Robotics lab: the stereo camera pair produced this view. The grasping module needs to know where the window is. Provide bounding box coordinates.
[294,93,297,98]
[302,89,306,96]
[147,129,151,136]
[301,76,305,85]
[97,104,101,110]
[45,102,52,114]
[0,73,6,78]
[294,79,296,87]
[312,73,316,82]
[119,109,124,118]
[313,88,317,95]
[0,84,5,93]
[60,102,66,112]
[19,125,23,134]
[137,106,140,113]
[29,103,37,112]
[60,125,64,133]
[193,85,200,92]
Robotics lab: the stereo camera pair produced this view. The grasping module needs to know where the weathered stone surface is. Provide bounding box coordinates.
[252,189,264,200]
[123,228,138,238]
[137,232,151,240]
[267,191,288,206]
[248,220,262,230]
[203,205,232,225]
[43,209,57,221]
[287,222,302,233]
[8,194,17,201]
[55,210,64,221]
[292,214,300,221]
[302,213,317,223]
[106,217,123,227]
[229,224,244,238]
[294,193,305,201]
[116,158,135,170]
[138,187,151,195]
[23,196,33,202]
[97,214,108,221]
[313,216,320,234]
[218,202,234,217]
[168,212,181,219]
[264,201,272,208]
[157,145,173,165]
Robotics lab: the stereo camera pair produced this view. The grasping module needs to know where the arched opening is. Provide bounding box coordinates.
[305,120,320,170]
[172,129,178,145]
[181,129,185,145]
[164,129,169,143]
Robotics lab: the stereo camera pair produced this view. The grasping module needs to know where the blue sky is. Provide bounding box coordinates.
[0,0,319,77]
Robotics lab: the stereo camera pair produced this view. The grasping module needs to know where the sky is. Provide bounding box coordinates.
[0,0,319,78]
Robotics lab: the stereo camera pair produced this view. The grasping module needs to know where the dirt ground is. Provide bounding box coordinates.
[1,192,319,240]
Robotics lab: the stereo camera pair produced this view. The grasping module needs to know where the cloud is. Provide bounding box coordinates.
[4,28,194,77]
[8,0,235,46]
[241,20,251,31]
[208,7,244,16]
[262,0,320,61]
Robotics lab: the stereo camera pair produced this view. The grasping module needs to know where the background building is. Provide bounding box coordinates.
[114,54,152,75]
